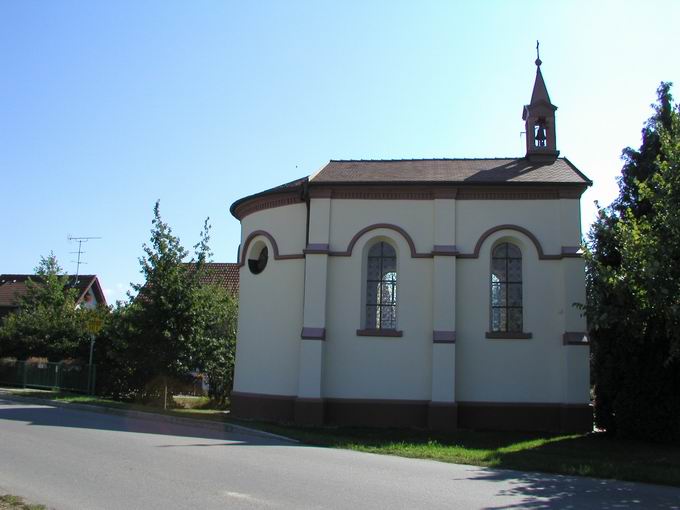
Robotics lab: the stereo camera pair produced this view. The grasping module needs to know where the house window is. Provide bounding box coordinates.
[365,241,397,330]
[490,242,523,332]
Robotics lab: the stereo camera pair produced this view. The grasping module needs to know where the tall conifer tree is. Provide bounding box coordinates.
[586,83,680,441]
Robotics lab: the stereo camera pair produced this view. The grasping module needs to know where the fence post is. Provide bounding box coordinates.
[54,362,60,391]
[91,365,96,395]
[87,364,92,395]
[22,361,27,389]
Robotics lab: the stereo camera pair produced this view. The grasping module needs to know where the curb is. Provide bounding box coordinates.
[0,392,298,444]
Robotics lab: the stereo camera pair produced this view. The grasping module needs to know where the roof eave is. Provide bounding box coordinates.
[229,177,309,219]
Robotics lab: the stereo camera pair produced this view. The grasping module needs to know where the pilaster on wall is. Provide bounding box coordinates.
[430,198,457,430]
[432,198,457,333]
[297,198,331,423]
[558,198,583,248]
[560,257,590,404]
[562,258,587,334]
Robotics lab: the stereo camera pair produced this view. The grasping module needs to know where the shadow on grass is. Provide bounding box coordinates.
[484,433,680,488]
[233,419,680,488]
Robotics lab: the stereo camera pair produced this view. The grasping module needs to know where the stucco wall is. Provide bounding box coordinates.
[328,200,434,254]
[324,230,434,400]
[234,196,589,405]
[456,232,570,402]
[232,204,306,397]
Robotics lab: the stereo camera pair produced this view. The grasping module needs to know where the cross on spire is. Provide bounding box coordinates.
[535,40,542,67]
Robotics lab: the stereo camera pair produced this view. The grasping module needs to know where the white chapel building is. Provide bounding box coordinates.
[229,56,592,432]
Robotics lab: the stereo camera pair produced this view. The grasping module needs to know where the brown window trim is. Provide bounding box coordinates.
[356,328,403,338]
[485,331,532,340]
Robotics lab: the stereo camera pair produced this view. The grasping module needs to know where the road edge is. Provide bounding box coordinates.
[0,392,299,444]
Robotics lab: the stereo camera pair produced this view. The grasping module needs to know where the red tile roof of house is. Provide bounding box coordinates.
[0,274,107,309]
[181,263,239,296]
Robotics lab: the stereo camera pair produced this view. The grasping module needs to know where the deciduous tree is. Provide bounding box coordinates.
[98,202,238,404]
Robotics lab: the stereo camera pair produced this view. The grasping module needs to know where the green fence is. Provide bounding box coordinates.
[0,360,96,394]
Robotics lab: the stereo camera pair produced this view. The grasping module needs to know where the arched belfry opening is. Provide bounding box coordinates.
[523,41,560,163]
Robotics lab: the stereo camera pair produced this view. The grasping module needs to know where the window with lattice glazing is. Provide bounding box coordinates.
[491,242,523,332]
[366,241,397,329]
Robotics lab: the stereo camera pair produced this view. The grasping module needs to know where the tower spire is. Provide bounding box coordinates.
[523,42,559,163]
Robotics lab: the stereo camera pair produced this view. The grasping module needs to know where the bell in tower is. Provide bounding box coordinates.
[523,42,559,163]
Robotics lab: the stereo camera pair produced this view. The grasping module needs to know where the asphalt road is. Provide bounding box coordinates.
[1,398,679,510]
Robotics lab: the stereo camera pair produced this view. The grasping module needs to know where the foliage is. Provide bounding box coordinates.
[585,82,680,441]
[97,201,238,404]
[0,253,107,361]
[0,494,47,510]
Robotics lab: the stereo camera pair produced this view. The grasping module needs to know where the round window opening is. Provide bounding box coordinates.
[248,244,268,275]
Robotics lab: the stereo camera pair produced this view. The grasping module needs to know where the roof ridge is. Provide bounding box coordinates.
[0,274,98,278]
[329,157,531,162]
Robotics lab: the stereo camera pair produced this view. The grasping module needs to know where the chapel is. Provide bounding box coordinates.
[229,54,592,432]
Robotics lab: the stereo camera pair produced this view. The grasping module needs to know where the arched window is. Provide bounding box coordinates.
[365,241,397,329]
[491,242,523,332]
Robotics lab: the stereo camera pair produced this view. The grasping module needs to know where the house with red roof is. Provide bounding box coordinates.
[0,274,107,318]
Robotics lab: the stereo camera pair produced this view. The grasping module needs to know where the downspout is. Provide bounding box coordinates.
[302,179,310,247]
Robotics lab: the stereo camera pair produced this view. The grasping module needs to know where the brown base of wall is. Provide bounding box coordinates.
[230,392,593,433]
[428,402,458,432]
[325,398,429,428]
[294,398,324,426]
[231,391,295,422]
[457,402,593,433]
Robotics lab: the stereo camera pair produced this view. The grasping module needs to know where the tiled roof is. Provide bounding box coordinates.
[310,158,591,185]
[0,274,105,308]
[181,263,239,296]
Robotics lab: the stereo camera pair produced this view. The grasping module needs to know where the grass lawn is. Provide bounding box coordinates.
[0,495,46,510]
[3,387,680,487]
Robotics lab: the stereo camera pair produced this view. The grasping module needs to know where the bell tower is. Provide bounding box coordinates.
[523,42,559,163]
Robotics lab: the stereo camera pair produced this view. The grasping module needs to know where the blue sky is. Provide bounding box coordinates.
[1,1,679,303]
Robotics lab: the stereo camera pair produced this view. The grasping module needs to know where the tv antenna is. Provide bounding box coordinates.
[67,235,102,285]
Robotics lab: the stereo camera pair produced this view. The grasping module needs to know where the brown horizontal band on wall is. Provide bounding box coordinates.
[307,184,587,202]
[303,243,330,255]
[324,397,430,428]
[433,330,456,343]
[561,246,583,257]
[563,332,590,345]
[356,328,403,338]
[230,391,296,423]
[231,392,592,432]
[432,245,459,256]
[457,401,592,433]
[457,188,562,200]
[233,191,304,220]
[240,226,581,265]
[485,331,533,339]
[237,230,306,267]
[301,327,326,340]
[433,189,458,199]
[428,402,458,432]
[294,397,325,426]
[232,180,589,220]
